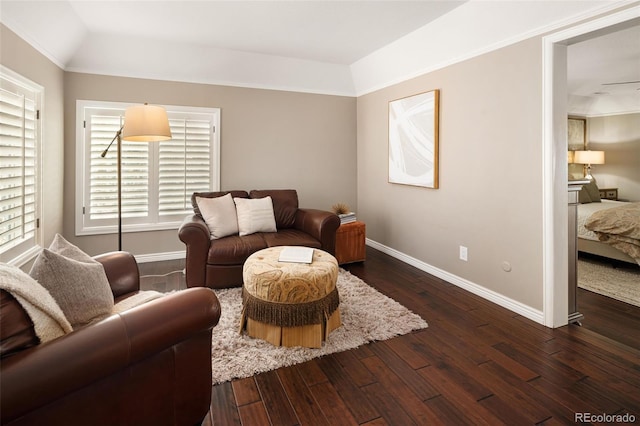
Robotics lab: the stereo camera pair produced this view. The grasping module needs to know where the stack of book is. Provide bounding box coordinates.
[338,212,356,225]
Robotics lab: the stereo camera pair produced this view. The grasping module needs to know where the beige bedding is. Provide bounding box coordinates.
[577,200,626,241]
[584,202,640,264]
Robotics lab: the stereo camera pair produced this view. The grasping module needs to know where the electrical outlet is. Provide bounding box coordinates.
[459,246,468,261]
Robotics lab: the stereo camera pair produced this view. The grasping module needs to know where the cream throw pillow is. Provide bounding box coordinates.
[234,196,277,236]
[196,194,239,239]
[29,234,114,329]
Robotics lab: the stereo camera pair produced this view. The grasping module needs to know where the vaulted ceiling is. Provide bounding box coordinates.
[1,1,638,115]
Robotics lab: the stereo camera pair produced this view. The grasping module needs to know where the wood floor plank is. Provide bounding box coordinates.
[527,376,606,420]
[416,365,504,425]
[295,359,329,387]
[237,401,271,426]
[554,325,640,371]
[412,332,495,402]
[490,340,587,387]
[477,393,538,425]
[231,377,261,407]
[360,354,442,424]
[332,348,377,387]
[276,366,331,426]
[367,339,440,401]
[360,382,419,426]
[209,382,241,426]
[307,381,360,426]
[476,360,557,424]
[253,370,299,426]
[383,331,432,370]
[315,355,380,424]
[551,345,640,389]
[422,394,475,426]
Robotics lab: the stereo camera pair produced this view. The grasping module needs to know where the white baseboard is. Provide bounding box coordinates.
[365,239,544,325]
[136,243,545,325]
[134,250,186,264]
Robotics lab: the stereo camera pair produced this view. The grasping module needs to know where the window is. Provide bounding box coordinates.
[0,66,42,264]
[76,101,220,235]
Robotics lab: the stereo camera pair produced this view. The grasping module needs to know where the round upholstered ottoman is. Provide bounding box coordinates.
[241,246,341,348]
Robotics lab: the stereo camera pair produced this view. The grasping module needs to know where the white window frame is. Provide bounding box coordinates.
[0,65,43,265]
[75,100,220,236]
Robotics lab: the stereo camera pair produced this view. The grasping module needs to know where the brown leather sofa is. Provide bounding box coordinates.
[0,251,221,426]
[179,189,340,289]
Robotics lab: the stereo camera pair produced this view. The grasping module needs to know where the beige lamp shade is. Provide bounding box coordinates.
[121,104,172,142]
[573,150,605,165]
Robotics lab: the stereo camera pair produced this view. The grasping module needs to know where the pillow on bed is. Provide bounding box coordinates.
[585,180,601,203]
[578,187,592,203]
[579,180,601,203]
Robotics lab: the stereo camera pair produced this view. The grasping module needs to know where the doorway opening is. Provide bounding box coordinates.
[542,6,639,336]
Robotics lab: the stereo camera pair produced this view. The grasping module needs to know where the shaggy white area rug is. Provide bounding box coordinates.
[210,268,428,384]
[578,258,640,307]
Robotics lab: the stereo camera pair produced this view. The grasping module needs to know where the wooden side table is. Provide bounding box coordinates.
[335,221,366,265]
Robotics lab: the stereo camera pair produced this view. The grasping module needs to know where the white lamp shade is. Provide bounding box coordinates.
[121,104,172,142]
[573,150,605,165]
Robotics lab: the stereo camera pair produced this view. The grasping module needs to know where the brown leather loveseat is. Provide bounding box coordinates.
[1,251,221,426]
[179,189,340,289]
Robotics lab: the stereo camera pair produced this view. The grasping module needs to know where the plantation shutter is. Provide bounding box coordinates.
[87,113,149,221]
[159,116,213,216]
[81,104,216,232]
[0,81,38,258]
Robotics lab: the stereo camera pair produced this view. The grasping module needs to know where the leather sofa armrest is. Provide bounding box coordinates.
[179,214,211,287]
[0,288,220,425]
[94,251,140,298]
[294,209,340,255]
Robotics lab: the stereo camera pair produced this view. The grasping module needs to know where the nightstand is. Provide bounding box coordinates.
[598,188,618,200]
[335,221,366,264]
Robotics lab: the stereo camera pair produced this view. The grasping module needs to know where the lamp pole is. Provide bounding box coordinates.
[100,104,172,252]
[101,125,124,251]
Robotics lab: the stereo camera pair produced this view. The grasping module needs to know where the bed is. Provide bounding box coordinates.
[578,199,640,265]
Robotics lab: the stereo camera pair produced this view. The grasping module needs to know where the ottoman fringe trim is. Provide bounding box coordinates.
[242,287,340,327]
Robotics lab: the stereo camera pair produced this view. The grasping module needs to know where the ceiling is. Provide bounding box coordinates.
[70,1,468,65]
[1,0,638,115]
[1,1,466,66]
[567,22,640,116]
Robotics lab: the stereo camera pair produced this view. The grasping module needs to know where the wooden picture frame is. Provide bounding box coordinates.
[568,117,586,150]
[568,117,586,180]
[388,90,440,188]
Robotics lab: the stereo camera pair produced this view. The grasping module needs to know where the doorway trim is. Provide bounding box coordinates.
[541,5,640,327]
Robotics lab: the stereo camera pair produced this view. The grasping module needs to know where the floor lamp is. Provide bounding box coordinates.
[101,104,172,251]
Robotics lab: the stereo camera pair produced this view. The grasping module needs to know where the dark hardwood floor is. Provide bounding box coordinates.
[575,254,640,350]
[142,247,640,425]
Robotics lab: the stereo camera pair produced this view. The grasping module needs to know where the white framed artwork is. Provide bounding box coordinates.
[388,90,440,188]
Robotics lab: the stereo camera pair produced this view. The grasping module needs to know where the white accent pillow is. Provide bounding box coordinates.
[234,196,277,236]
[196,194,239,239]
[29,234,114,329]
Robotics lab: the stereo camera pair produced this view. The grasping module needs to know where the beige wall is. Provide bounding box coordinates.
[63,73,357,256]
[588,113,640,202]
[1,24,65,256]
[357,38,544,310]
